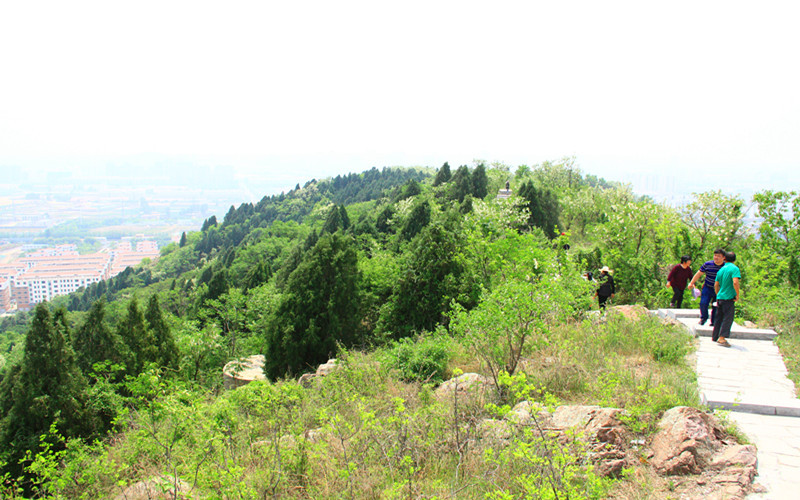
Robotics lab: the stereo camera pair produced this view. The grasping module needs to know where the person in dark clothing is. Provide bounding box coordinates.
[688,249,725,326]
[666,255,693,308]
[596,266,615,310]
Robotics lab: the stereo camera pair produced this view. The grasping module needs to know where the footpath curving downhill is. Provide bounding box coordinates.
[656,308,800,498]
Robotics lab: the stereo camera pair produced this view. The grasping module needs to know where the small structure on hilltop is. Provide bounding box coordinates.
[223,354,266,389]
[496,180,512,199]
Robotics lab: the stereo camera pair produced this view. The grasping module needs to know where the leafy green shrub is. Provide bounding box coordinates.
[650,332,690,364]
[383,335,452,384]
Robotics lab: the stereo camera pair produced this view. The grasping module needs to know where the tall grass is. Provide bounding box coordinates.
[17,313,700,498]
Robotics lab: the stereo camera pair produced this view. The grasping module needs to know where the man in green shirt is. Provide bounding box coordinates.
[712,251,741,347]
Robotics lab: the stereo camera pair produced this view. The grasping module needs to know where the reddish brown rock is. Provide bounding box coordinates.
[608,304,650,321]
[711,444,757,470]
[650,406,725,475]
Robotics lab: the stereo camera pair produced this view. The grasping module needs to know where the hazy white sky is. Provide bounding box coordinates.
[1,0,798,195]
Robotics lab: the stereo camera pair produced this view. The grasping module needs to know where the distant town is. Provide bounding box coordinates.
[0,241,160,313]
[0,161,296,314]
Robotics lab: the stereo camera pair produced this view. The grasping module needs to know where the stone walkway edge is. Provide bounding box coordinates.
[652,308,800,498]
[654,308,800,418]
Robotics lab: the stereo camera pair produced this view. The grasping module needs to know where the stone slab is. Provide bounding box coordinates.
[650,308,800,497]
[655,308,700,320]
[694,322,778,340]
[727,412,800,499]
[696,338,800,417]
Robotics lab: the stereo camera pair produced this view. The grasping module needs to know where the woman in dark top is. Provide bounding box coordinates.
[596,266,615,310]
[666,255,693,308]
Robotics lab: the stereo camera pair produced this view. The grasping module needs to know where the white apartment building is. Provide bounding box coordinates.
[14,268,106,304]
[4,241,159,310]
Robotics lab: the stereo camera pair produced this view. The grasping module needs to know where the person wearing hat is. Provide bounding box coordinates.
[596,266,615,310]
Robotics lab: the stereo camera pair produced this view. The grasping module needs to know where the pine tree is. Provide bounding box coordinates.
[73,299,121,374]
[472,163,489,199]
[383,221,477,337]
[206,270,229,301]
[518,180,561,238]
[144,295,179,373]
[451,165,472,202]
[265,232,361,379]
[400,200,431,241]
[243,260,272,290]
[339,205,350,230]
[322,205,343,234]
[0,304,90,481]
[179,231,188,247]
[433,162,452,186]
[376,205,395,234]
[117,298,156,376]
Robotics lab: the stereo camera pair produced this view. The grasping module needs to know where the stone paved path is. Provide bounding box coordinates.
[655,308,800,498]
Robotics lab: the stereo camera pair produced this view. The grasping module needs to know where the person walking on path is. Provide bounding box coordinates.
[666,255,693,308]
[712,251,741,347]
[596,266,615,310]
[688,249,725,326]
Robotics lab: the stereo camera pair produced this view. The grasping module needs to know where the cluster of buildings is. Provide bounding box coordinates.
[0,241,159,313]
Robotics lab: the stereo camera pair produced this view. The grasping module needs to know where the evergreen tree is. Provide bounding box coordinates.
[0,304,90,481]
[179,232,188,247]
[223,205,237,225]
[117,298,156,376]
[73,299,121,374]
[339,205,350,230]
[144,295,179,372]
[433,162,452,186]
[472,163,489,199]
[198,266,214,286]
[376,205,395,234]
[201,215,217,232]
[264,232,361,379]
[383,220,477,337]
[402,179,422,199]
[518,180,561,239]
[451,165,472,202]
[322,204,343,234]
[460,194,474,214]
[206,270,230,302]
[400,200,431,241]
[243,260,272,291]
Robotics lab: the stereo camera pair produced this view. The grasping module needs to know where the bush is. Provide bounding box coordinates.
[383,335,452,384]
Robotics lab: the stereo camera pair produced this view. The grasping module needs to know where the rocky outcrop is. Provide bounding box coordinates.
[648,406,758,499]
[650,406,729,474]
[298,358,340,387]
[222,354,266,390]
[115,475,193,500]
[434,372,494,403]
[608,304,651,321]
[549,405,629,478]
[476,403,629,478]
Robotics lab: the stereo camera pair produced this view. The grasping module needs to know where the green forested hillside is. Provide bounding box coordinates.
[1,161,799,498]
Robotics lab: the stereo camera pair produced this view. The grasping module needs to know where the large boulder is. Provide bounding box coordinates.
[650,406,727,475]
[115,475,193,500]
[649,407,758,499]
[223,354,266,390]
[435,373,494,402]
[608,304,650,321]
[505,401,553,428]
[298,358,340,387]
[551,405,627,447]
